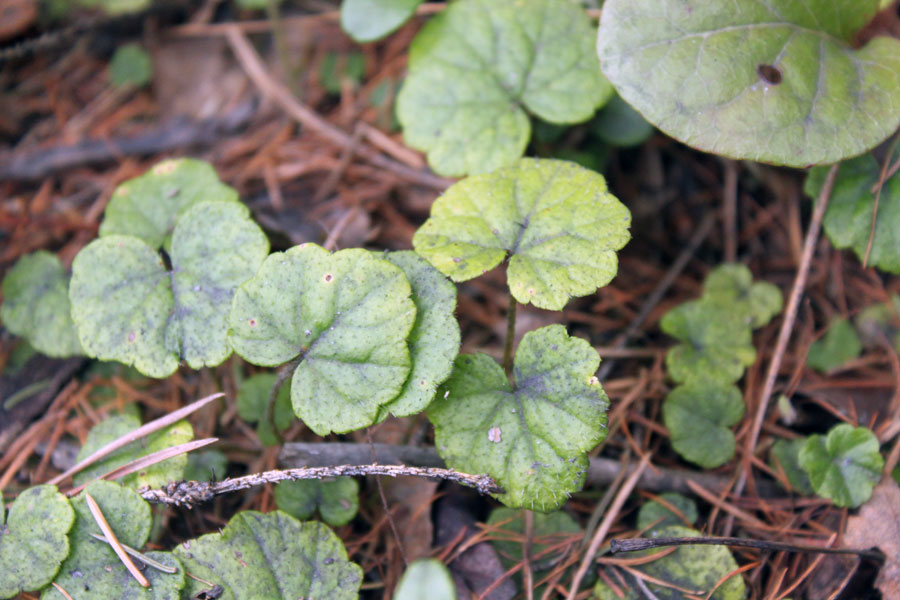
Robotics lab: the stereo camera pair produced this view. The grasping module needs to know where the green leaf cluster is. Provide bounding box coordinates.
[274,478,359,527]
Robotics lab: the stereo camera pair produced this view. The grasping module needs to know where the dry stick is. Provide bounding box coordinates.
[567,453,652,600]
[863,135,900,266]
[523,510,535,600]
[89,533,178,574]
[503,294,517,375]
[50,582,75,600]
[84,492,149,587]
[610,536,882,560]
[723,159,739,263]
[48,393,223,486]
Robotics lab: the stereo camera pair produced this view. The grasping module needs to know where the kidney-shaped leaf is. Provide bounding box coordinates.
[175,511,363,600]
[413,159,630,311]
[0,251,82,358]
[99,158,239,250]
[597,0,900,167]
[394,559,456,600]
[663,381,745,469]
[428,324,609,510]
[702,263,782,329]
[229,244,415,435]
[0,485,75,599]
[397,0,612,176]
[71,201,269,378]
[340,0,423,43]
[799,423,884,508]
[274,478,359,527]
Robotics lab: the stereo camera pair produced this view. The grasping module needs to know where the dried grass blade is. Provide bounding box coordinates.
[84,492,149,587]
[89,533,178,574]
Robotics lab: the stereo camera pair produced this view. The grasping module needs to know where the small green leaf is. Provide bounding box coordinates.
[428,324,609,510]
[770,438,813,495]
[184,450,228,482]
[340,0,423,42]
[274,478,359,527]
[597,0,900,167]
[662,300,756,384]
[99,158,239,250]
[175,512,363,600]
[397,0,613,176]
[0,486,75,598]
[229,244,416,435]
[591,94,655,148]
[0,251,82,358]
[806,317,862,372]
[73,414,194,489]
[799,423,884,508]
[413,159,630,310]
[318,52,366,94]
[236,374,294,446]
[394,559,456,600]
[702,263,783,329]
[109,44,152,88]
[663,381,744,469]
[46,481,184,600]
[71,201,269,378]
[636,492,698,532]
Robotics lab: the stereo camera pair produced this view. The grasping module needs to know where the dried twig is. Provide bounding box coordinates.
[84,492,149,587]
[610,536,883,560]
[89,533,178,574]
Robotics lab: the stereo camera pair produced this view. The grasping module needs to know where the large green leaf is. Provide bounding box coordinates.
[702,263,782,329]
[46,481,184,600]
[636,492,698,532]
[71,201,269,378]
[428,324,609,510]
[394,559,456,600]
[228,244,416,434]
[273,478,359,527]
[99,158,239,250]
[806,317,862,372]
[174,512,363,600]
[806,153,900,273]
[72,414,194,489]
[596,0,900,167]
[397,0,613,176]
[661,300,756,384]
[799,423,884,508]
[0,251,82,358]
[663,381,745,469]
[340,0,423,43]
[236,373,295,446]
[0,486,75,599]
[413,159,630,311]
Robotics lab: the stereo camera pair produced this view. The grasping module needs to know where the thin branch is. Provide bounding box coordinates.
[610,536,882,561]
[89,533,178,574]
[84,492,149,587]
[503,294,517,375]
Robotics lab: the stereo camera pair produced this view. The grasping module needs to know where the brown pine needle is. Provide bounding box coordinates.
[89,533,178,574]
[84,492,150,587]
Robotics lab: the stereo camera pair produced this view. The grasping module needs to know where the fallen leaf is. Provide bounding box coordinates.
[844,478,900,599]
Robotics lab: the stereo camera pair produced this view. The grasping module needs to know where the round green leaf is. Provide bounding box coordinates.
[413,159,630,311]
[591,94,655,148]
[46,481,184,600]
[274,477,359,527]
[72,414,194,489]
[397,0,613,176]
[0,485,75,598]
[702,263,783,329]
[636,492,698,531]
[394,559,456,600]
[99,158,239,250]
[340,0,423,43]
[770,438,813,495]
[229,244,415,434]
[799,423,884,508]
[663,381,745,469]
[236,374,294,446]
[109,44,152,88]
[428,324,609,510]
[806,317,862,373]
[597,0,900,167]
[661,300,757,384]
[175,512,362,600]
[0,251,82,358]
[71,201,269,378]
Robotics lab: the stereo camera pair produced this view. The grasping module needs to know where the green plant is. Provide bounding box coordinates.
[798,423,884,508]
[806,317,863,372]
[393,558,456,600]
[108,43,153,88]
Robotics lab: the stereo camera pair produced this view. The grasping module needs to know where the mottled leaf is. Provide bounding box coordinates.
[274,478,359,527]
[340,0,423,42]
[236,374,294,446]
[397,0,613,176]
[597,0,900,167]
[799,423,884,508]
[702,263,783,328]
[109,44,152,88]
[636,492,698,531]
[770,438,813,495]
[394,559,456,600]
[428,325,609,510]
[806,317,862,372]
[413,159,630,310]
[663,381,744,469]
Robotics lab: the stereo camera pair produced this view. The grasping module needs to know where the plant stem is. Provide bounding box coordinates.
[610,536,883,561]
[503,294,517,375]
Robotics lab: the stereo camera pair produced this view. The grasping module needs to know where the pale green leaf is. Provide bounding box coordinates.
[636,492,698,531]
[236,374,294,446]
[413,158,630,310]
[428,324,609,510]
[340,0,423,42]
[397,0,613,176]
[806,317,862,372]
[175,512,363,600]
[770,438,813,495]
[597,0,900,166]
[394,559,456,600]
[274,478,359,527]
[799,423,884,508]
[109,44,152,88]
[663,381,744,469]
[702,263,783,329]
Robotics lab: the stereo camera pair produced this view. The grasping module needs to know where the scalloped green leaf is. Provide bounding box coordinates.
[394,559,456,600]
[109,44,152,88]
[806,152,900,273]
[0,251,82,358]
[236,374,294,446]
[596,0,900,167]
[99,158,239,250]
[71,201,269,378]
[770,438,813,495]
[428,324,609,510]
[636,492,698,532]
[799,423,884,508]
[661,300,756,384]
[663,381,744,469]
[340,0,423,43]
[702,263,783,329]
[274,478,359,527]
[0,485,75,599]
[45,481,184,600]
[397,0,613,176]
[175,512,363,600]
[72,414,194,489]
[228,244,415,435]
[413,159,630,311]
[806,317,862,372]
